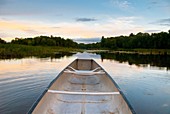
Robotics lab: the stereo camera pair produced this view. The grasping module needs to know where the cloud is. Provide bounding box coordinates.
[151,1,158,4]
[0,32,11,38]
[76,18,97,22]
[0,16,145,41]
[73,38,101,44]
[150,18,170,26]
[144,30,161,33]
[147,0,170,11]
[110,0,131,9]
[0,18,9,21]
[50,27,61,29]
[104,16,142,30]
[158,18,170,23]
[22,29,45,34]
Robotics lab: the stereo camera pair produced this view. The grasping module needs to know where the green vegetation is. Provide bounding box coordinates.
[101,30,170,49]
[1,30,170,50]
[79,30,170,50]
[11,36,78,48]
[80,30,170,55]
[0,36,80,59]
[0,44,79,59]
[0,30,170,59]
[0,38,6,44]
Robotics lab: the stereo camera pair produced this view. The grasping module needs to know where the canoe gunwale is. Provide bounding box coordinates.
[27,59,77,114]
[27,58,136,114]
[27,89,48,114]
[93,60,136,114]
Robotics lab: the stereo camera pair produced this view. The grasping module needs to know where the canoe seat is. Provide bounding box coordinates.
[64,66,105,75]
[48,90,120,95]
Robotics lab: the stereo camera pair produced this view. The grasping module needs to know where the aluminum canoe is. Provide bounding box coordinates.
[28,59,135,114]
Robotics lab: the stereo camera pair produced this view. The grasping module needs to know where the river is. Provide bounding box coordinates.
[0,52,169,114]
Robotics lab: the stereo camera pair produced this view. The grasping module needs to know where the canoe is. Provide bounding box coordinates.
[28,59,135,114]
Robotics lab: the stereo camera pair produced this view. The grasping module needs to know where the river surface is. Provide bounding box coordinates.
[0,52,170,114]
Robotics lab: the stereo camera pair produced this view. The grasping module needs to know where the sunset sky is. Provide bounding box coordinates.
[0,0,170,42]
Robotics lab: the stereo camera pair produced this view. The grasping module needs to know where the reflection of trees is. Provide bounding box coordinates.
[98,52,170,70]
[52,52,75,59]
[0,52,75,60]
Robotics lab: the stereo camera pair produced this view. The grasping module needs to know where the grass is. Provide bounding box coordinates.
[1,44,170,59]
[0,44,81,59]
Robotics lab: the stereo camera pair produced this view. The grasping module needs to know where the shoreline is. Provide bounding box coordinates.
[86,49,170,55]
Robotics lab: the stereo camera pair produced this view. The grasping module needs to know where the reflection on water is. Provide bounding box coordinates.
[0,51,75,60]
[96,59,170,114]
[0,54,77,114]
[97,52,170,70]
[0,52,169,114]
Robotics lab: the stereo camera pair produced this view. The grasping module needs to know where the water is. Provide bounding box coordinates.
[0,52,169,114]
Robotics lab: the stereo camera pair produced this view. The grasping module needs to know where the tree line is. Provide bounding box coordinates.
[0,30,170,49]
[11,36,78,48]
[0,36,78,48]
[100,30,170,49]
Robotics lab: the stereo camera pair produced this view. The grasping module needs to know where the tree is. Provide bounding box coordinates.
[129,33,134,37]
[0,38,6,44]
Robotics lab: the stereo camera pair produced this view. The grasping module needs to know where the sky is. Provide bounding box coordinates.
[0,0,170,43]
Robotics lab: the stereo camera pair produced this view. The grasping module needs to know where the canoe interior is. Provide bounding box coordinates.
[31,59,134,114]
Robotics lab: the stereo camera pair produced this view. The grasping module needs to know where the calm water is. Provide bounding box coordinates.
[0,52,170,114]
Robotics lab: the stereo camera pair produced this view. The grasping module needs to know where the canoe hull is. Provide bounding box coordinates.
[28,59,135,114]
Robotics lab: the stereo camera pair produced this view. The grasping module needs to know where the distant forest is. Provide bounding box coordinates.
[0,30,170,49]
[100,30,170,49]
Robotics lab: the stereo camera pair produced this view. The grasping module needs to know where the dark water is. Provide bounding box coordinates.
[0,52,170,114]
